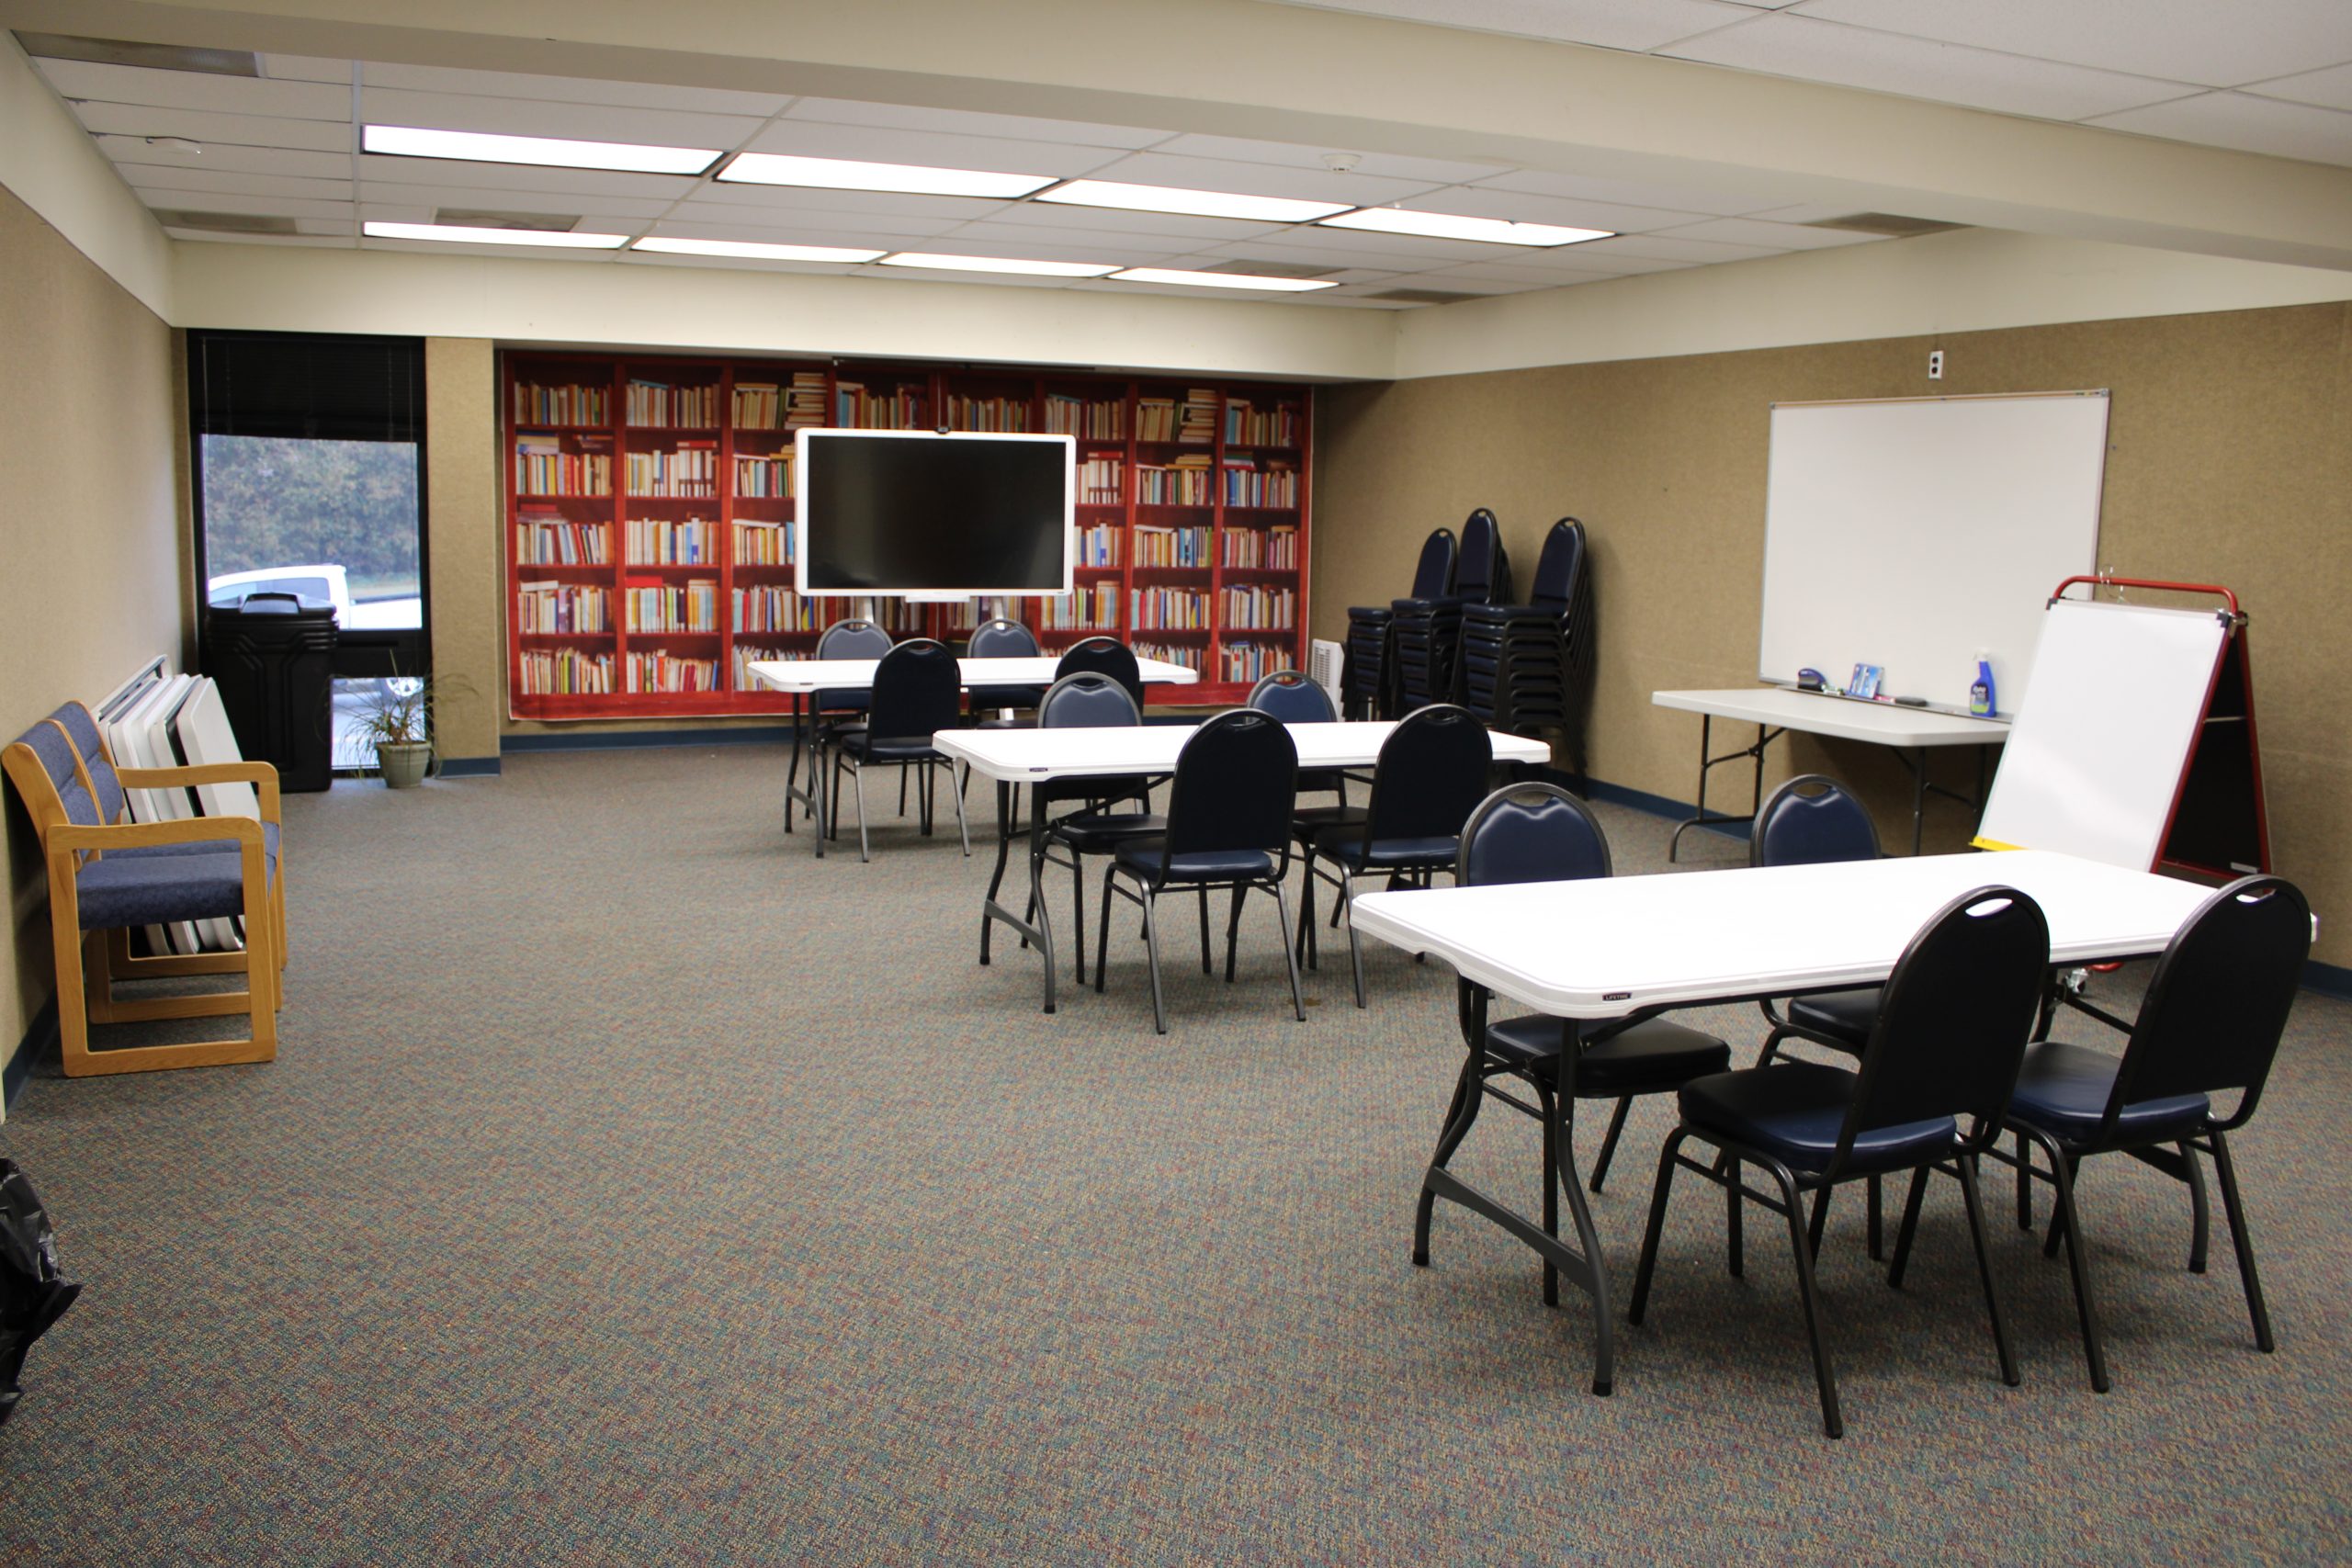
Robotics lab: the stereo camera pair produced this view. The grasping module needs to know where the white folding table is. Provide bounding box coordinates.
[1652,686,2008,859]
[936,720,1554,1013]
[749,655,1199,858]
[1347,849,2215,1396]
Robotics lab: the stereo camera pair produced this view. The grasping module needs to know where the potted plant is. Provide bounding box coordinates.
[357,670,466,788]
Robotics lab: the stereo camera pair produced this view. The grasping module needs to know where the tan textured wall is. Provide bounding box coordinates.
[0,183,187,1060]
[1313,301,2352,969]
[424,338,503,761]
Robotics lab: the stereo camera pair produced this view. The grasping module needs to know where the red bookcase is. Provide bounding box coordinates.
[503,353,1312,719]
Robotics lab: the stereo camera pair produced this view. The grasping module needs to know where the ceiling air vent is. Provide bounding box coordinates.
[435,209,582,232]
[153,210,300,235]
[14,32,258,75]
[1368,288,1480,306]
[1801,212,1967,238]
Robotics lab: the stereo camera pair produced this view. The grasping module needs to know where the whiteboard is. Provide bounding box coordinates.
[1758,392,2109,713]
[1973,599,2227,870]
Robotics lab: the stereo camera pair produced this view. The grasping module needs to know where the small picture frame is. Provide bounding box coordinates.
[1847,662,1884,700]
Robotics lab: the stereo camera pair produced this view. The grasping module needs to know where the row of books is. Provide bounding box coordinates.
[624,446,718,498]
[515,435,611,497]
[1224,400,1302,447]
[835,381,925,430]
[624,652,720,693]
[517,582,610,634]
[1136,389,1217,444]
[1222,459,1300,509]
[1223,525,1299,570]
[1222,584,1297,631]
[1131,588,1211,630]
[626,516,718,565]
[731,374,828,431]
[518,648,615,694]
[1219,641,1292,684]
[625,378,718,429]
[626,579,719,634]
[735,453,792,497]
[1132,640,1204,672]
[1044,393,1125,440]
[1080,455,1124,506]
[1136,456,1216,506]
[514,382,608,426]
[732,645,801,691]
[734,519,794,567]
[515,515,609,566]
[944,394,1033,433]
[1078,522,1120,568]
[732,585,819,634]
[1133,524,1212,569]
[1039,583,1120,630]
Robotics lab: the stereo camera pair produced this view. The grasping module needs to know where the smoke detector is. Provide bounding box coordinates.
[1320,152,1362,174]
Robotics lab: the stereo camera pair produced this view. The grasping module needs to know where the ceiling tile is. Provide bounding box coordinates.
[95,136,351,178]
[663,202,967,239]
[1648,215,1883,249]
[1078,151,1439,206]
[1574,231,1782,263]
[358,87,764,151]
[1212,224,1530,262]
[36,58,354,120]
[740,120,1125,177]
[1146,133,1506,185]
[1664,14,2198,120]
[1193,234,1454,271]
[73,103,351,152]
[260,54,352,84]
[356,62,789,118]
[2086,90,2352,165]
[781,97,1170,150]
[1420,258,1635,285]
[688,184,1005,222]
[355,183,674,220]
[1396,185,1712,232]
[1265,0,1767,52]
[1786,0,2352,91]
[944,219,1222,257]
[619,250,870,276]
[134,188,355,220]
[115,164,353,201]
[356,154,698,200]
[1467,167,1765,216]
[2244,62,2352,113]
[976,203,1290,242]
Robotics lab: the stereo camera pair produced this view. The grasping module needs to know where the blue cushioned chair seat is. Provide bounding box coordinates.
[1488,1014,1731,1091]
[2007,1040,2211,1146]
[1292,804,1364,837]
[849,735,944,761]
[1681,1062,1958,1175]
[1114,839,1274,882]
[1785,986,1880,1047]
[74,848,273,930]
[1050,811,1165,852]
[1316,832,1459,870]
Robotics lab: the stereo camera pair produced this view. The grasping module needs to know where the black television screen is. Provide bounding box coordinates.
[795,429,1073,597]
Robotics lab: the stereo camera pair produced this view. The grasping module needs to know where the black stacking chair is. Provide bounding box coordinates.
[1029,673,1167,986]
[828,638,970,863]
[789,617,893,833]
[1096,708,1305,1035]
[1457,517,1596,786]
[1990,874,2309,1393]
[1417,784,1729,1385]
[1052,635,1146,715]
[1248,669,1349,815]
[1628,886,2051,1438]
[1345,527,1454,719]
[1300,704,1492,1008]
[963,616,1045,719]
[1392,509,1510,711]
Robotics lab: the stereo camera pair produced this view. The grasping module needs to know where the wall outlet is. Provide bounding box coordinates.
[1928,349,1945,379]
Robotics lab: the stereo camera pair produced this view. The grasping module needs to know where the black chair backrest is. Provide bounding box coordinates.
[866,638,961,741]
[1410,528,1457,599]
[1055,636,1145,712]
[1838,886,2051,1169]
[1247,669,1336,724]
[2109,874,2310,1132]
[1750,774,1882,867]
[1360,704,1494,845]
[1528,517,1586,614]
[814,617,894,709]
[1455,783,1610,886]
[1455,509,1511,605]
[1155,709,1298,876]
[967,617,1039,660]
[1036,671,1140,729]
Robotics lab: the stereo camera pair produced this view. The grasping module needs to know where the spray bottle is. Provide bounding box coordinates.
[1970,652,1996,717]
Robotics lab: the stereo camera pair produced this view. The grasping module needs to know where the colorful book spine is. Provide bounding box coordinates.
[514,515,609,565]
[732,520,794,567]
[734,452,793,497]
[513,382,609,425]
[1129,588,1210,630]
[625,515,718,565]
[518,648,615,694]
[514,435,611,496]
[516,582,611,634]
[625,578,719,634]
[1219,584,1296,630]
[624,443,719,497]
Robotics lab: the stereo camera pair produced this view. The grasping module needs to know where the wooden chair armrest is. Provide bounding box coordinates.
[117,762,282,820]
[50,817,265,853]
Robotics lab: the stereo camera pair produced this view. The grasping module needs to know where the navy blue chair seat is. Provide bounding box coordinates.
[1679,1063,1958,1177]
[1050,811,1166,859]
[74,847,277,931]
[1784,987,1877,1043]
[1486,1013,1729,1092]
[1113,840,1273,882]
[2007,1041,2210,1145]
[1315,831,1461,871]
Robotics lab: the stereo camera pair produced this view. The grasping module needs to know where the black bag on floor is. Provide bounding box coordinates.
[0,1158,81,1426]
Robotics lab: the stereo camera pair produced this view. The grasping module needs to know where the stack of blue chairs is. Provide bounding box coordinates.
[1391,509,1510,712]
[1341,527,1455,719]
[1457,517,1597,786]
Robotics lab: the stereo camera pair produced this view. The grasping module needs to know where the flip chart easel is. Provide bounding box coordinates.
[1973,577,2268,877]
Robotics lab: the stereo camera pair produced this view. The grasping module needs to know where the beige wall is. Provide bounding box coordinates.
[424,338,503,762]
[1313,300,2352,969]
[0,182,189,1067]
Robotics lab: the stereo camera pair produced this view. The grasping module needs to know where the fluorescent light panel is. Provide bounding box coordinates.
[880,253,1117,278]
[634,236,885,263]
[362,124,717,176]
[1109,267,1336,293]
[718,152,1054,199]
[1317,208,1613,247]
[1037,180,1348,224]
[364,220,628,249]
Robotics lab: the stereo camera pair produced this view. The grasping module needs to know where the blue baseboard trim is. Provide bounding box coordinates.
[1580,775,1749,841]
[2304,959,2352,1001]
[503,726,793,754]
[436,755,501,777]
[5,1002,55,1111]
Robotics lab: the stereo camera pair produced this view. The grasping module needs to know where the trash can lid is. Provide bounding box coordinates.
[210,592,335,618]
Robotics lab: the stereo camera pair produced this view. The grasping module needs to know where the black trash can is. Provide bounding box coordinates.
[204,592,338,793]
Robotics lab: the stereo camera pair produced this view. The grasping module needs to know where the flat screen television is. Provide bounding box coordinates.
[795,429,1074,598]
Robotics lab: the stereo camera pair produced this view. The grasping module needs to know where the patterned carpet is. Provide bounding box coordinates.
[1,745,2346,1564]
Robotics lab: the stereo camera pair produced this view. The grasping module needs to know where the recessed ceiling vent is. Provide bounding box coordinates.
[15,32,258,75]
[435,209,582,232]
[1368,288,1480,305]
[153,209,300,235]
[1802,212,1967,238]
[1201,259,1338,280]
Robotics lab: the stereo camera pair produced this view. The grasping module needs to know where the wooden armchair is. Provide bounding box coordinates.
[3,701,285,1077]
